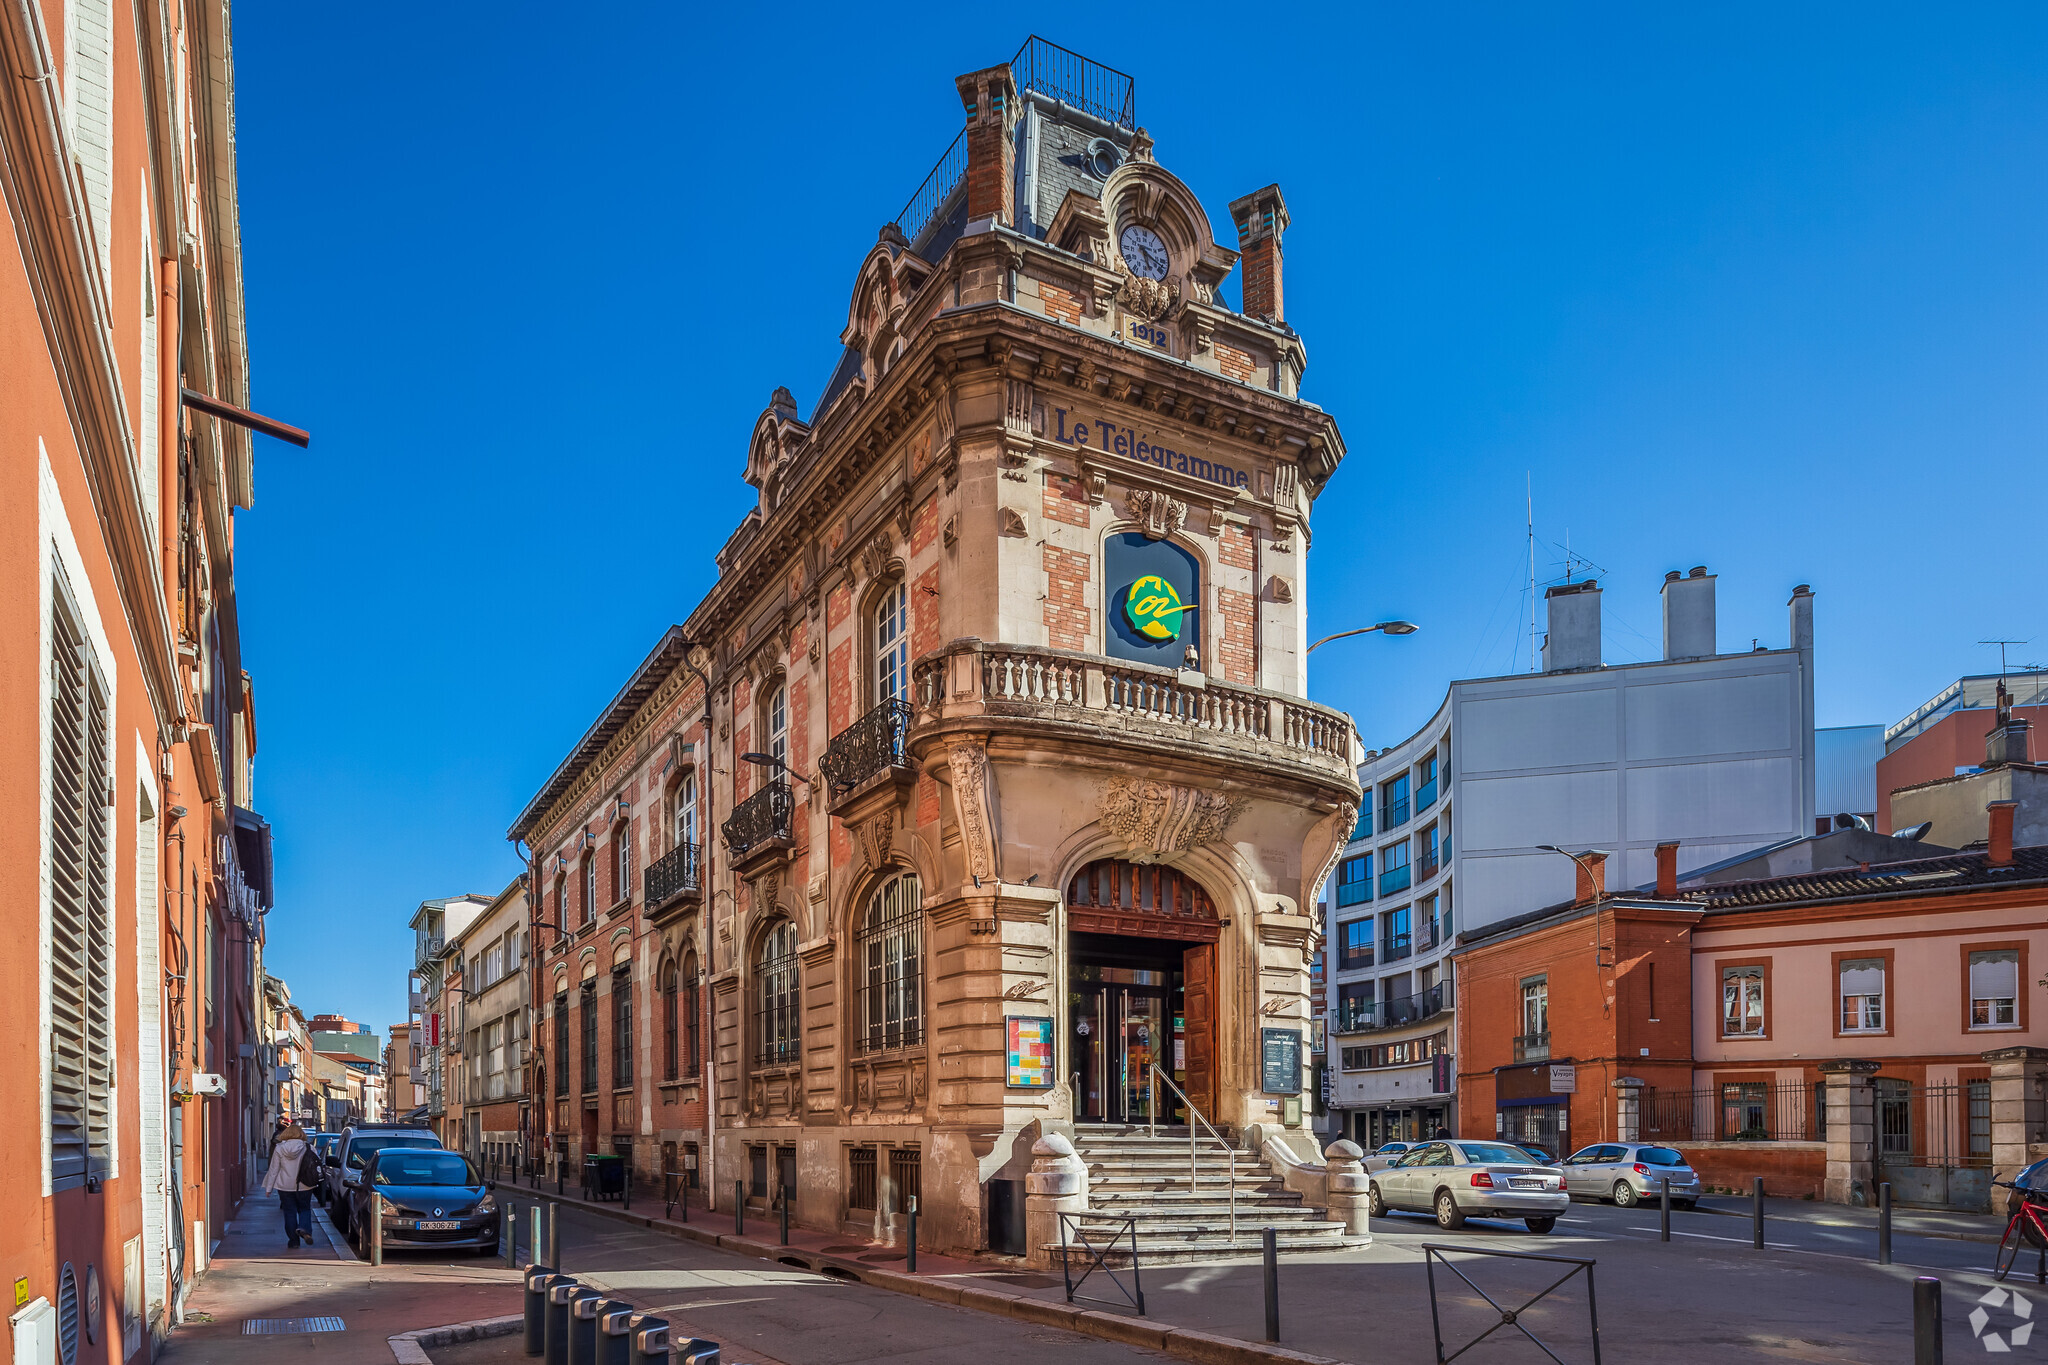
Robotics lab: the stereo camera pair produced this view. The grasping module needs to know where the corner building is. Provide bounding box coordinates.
[510,41,1360,1256]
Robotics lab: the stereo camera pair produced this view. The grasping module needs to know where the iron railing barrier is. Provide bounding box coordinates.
[821,699,914,793]
[1422,1244,1601,1365]
[1059,1211,1144,1315]
[1147,1063,1238,1242]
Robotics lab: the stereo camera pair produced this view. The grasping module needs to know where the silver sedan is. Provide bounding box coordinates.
[1367,1139,1569,1233]
[1363,1142,1418,1173]
[1560,1143,1703,1208]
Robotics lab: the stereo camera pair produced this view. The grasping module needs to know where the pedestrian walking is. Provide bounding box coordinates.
[263,1123,320,1249]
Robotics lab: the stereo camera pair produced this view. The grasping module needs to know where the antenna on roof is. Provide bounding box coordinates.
[1526,474,1536,673]
[1980,639,2030,681]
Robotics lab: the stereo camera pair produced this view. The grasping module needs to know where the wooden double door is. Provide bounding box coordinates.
[1070,931,1217,1126]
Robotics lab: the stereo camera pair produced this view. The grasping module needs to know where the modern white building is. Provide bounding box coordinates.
[1325,568,1820,1147]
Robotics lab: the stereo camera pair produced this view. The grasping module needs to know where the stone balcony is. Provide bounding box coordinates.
[908,639,1358,789]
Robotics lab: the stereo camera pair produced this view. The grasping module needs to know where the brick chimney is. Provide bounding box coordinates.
[1989,800,2017,867]
[955,65,1018,226]
[1573,852,1609,907]
[1229,184,1290,322]
[1655,842,1679,898]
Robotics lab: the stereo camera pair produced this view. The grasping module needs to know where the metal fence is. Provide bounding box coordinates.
[1642,1081,1822,1144]
[1011,36,1135,129]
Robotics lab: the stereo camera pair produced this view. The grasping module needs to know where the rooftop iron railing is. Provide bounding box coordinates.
[1011,35,1135,129]
[894,131,967,247]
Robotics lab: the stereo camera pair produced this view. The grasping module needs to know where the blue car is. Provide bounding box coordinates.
[347,1147,500,1255]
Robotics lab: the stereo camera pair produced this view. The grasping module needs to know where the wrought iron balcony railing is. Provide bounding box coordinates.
[821,698,914,795]
[723,781,793,860]
[644,841,701,908]
[1514,1031,1551,1063]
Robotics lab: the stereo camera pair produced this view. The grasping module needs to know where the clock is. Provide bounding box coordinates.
[1119,225,1169,281]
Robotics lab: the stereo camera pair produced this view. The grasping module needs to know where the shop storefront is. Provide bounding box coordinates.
[1493,1060,1577,1155]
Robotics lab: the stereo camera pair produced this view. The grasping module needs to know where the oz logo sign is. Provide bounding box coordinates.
[1124,575,1187,641]
[1974,1286,2035,1353]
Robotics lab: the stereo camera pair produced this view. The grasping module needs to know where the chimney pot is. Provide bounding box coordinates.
[1689,565,1709,579]
[1655,842,1679,898]
[1574,852,1609,907]
[1664,570,1681,583]
[1989,800,2018,866]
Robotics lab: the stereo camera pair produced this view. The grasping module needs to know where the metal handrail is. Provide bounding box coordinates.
[1147,1065,1237,1242]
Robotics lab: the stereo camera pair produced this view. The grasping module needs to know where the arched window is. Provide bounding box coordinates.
[875,581,909,703]
[682,951,702,1078]
[660,958,679,1081]
[674,771,697,850]
[766,685,789,769]
[857,874,922,1053]
[614,822,633,906]
[755,921,799,1066]
[582,855,597,925]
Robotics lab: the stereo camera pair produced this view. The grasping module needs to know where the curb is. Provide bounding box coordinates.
[520,1189,1344,1365]
[388,1313,522,1364]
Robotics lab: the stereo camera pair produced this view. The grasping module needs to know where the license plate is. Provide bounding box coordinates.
[416,1221,460,1232]
[1510,1179,1549,1190]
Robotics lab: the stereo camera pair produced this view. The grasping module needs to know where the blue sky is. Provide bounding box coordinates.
[233,4,2048,1040]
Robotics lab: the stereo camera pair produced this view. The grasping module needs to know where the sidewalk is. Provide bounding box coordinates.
[1690,1192,2008,1244]
[158,1187,523,1361]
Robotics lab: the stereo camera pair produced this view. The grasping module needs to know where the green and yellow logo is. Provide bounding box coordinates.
[1124,575,1186,641]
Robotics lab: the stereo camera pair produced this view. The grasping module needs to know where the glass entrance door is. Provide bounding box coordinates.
[1071,936,1188,1125]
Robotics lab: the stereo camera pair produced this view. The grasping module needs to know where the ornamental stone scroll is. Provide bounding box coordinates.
[1099,776,1244,856]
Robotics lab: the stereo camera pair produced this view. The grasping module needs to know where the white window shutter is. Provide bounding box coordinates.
[1840,960,1885,997]
[1972,952,2019,1001]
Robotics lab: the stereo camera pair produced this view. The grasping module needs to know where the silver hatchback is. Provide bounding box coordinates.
[1368,1139,1569,1233]
[1560,1143,1702,1208]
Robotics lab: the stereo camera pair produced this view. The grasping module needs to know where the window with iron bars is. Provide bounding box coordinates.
[581,982,599,1094]
[755,921,800,1066]
[683,954,702,1078]
[858,875,923,1053]
[612,966,633,1087]
[890,1148,922,1212]
[848,1147,878,1211]
[553,996,569,1098]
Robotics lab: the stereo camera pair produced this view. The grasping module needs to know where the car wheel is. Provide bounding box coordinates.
[1612,1180,1639,1209]
[1435,1190,1466,1230]
[1524,1216,1556,1234]
[1368,1183,1386,1218]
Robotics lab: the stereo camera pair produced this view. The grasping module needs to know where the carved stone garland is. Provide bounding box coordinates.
[1099,777,1244,856]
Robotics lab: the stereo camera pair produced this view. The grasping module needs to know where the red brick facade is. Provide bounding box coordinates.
[1043,545,1093,649]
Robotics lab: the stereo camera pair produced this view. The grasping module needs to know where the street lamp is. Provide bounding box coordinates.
[1306,621,1419,654]
[740,751,818,786]
[1536,845,1614,901]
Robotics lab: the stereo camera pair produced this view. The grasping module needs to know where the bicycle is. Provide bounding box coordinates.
[1992,1179,2048,1283]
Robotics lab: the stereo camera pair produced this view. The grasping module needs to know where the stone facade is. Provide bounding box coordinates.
[509,46,1358,1256]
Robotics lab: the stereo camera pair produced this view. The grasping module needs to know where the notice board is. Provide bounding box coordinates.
[1261,1028,1302,1095]
[1006,1016,1054,1089]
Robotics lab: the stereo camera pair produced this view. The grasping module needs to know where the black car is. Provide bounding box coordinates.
[347,1147,500,1255]
[325,1123,441,1231]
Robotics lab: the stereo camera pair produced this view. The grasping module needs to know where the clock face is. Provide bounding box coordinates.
[1120,225,1169,281]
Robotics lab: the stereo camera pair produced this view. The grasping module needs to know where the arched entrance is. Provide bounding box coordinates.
[1067,859,1220,1126]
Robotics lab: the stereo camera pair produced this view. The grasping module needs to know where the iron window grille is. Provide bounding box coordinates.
[683,957,702,1078]
[848,1147,878,1211]
[612,967,633,1086]
[661,961,679,1081]
[755,921,800,1066]
[553,997,569,1098]
[581,983,599,1094]
[889,1148,922,1212]
[857,874,923,1053]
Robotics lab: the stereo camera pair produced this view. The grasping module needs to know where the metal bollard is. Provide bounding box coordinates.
[506,1204,520,1268]
[906,1195,918,1273]
[1879,1182,1893,1265]
[736,1181,745,1236]
[568,1288,603,1365]
[1752,1177,1764,1249]
[370,1193,384,1267]
[623,1168,632,1212]
[1660,1178,1670,1242]
[1263,1226,1280,1342]
[523,1266,553,1357]
[544,1276,580,1365]
[780,1192,790,1246]
[628,1315,670,1365]
[1914,1276,1942,1365]
[676,1340,722,1365]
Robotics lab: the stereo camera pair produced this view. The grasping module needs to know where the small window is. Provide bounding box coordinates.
[1086,137,1121,179]
[675,771,698,850]
[1840,958,1886,1033]
[614,823,632,906]
[582,856,597,925]
[767,685,789,769]
[1971,950,2019,1028]
[1338,919,1374,970]
[1721,965,1764,1037]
